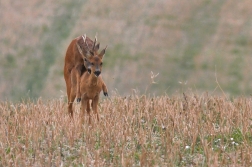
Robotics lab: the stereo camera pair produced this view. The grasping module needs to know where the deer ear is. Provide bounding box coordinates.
[99,45,107,59]
[85,50,92,58]
[94,43,100,52]
[76,43,86,59]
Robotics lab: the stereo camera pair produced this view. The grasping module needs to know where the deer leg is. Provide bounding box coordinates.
[66,80,71,101]
[64,67,72,102]
[102,82,108,97]
[76,65,85,102]
[80,96,87,124]
[92,96,100,122]
[76,71,81,102]
[68,86,76,117]
[67,69,77,117]
[87,100,91,124]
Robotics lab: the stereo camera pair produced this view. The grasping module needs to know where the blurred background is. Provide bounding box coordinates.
[1,0,252,101]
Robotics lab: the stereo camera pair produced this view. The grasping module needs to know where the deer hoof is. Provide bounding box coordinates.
[104,92,108,97]
[77,98,81,102]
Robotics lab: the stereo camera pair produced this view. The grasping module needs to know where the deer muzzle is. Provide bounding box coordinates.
[94,70,101,77]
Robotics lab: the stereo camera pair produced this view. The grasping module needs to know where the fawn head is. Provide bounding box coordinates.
[76,35,107,77]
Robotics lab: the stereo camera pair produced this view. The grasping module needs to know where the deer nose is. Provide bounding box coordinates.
[94,70,101,77]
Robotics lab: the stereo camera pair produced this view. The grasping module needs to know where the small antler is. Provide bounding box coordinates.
[82,34,86,43]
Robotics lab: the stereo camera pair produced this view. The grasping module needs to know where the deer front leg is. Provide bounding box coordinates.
[86,100,91,124]
[102,82,108,97]
[92,95,100,122]
[80,96,88,124]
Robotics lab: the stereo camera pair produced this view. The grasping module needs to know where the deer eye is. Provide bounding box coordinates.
[91,63,94,66]
[84,58,87,62]
[100,62,103,66]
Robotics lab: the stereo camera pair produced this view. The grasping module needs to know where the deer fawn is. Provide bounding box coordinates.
[64,35,105,116]
[70,44,108,123]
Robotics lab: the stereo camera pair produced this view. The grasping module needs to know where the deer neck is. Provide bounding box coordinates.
[88,72,99,86]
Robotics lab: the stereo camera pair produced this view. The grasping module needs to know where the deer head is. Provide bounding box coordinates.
[76,34,107,76]
[85,43,107,77]
[76,35,107,76]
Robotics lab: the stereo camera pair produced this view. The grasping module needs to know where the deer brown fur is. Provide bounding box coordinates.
[64,35,102,116]
[71,46,108,123]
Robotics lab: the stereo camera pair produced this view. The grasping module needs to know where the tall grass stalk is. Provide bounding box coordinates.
[0,94,252,166]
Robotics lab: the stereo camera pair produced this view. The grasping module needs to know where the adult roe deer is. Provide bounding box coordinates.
[70,44,108,123]
[64,35,103,116]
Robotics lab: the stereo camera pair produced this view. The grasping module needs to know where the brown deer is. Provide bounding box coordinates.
[64,35,104,116]
[70,45,108,123]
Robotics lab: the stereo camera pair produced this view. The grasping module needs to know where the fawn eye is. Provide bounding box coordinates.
[91,63,94,66]
[100,62,103,66]
[84,58,87,62]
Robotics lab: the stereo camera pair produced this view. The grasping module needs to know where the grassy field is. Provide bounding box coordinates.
[1,93,252,166]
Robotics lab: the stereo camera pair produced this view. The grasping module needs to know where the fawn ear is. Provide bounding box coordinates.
[76,41,91,59]
[82,36,93,58]
[99,45,107,59]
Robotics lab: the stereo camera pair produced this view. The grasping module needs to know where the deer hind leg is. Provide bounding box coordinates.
[64,67,72,102]
[76,72,81,102]
[66,81,71,102]
[92,96,100,122]
[68,87,76,117]
[67,69,77,117]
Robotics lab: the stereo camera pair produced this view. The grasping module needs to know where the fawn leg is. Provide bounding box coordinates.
[75,64,85,102]
[80,97,87,124]
[92,96,100,122]
[86,100,91,124]
[102,82,108,97]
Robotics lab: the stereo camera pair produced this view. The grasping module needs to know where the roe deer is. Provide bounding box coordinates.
[64,35,102,116]
[64,35,100,101]
[67,40,108,118]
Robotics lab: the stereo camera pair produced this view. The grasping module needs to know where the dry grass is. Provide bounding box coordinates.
[0,93,252,166]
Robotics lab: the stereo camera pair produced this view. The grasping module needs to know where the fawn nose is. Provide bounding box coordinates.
[94,70,101,77]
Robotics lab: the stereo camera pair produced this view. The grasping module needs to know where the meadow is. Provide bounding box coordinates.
[1,0,252,101]
[1,93,252,166]
[1,1,252,166]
